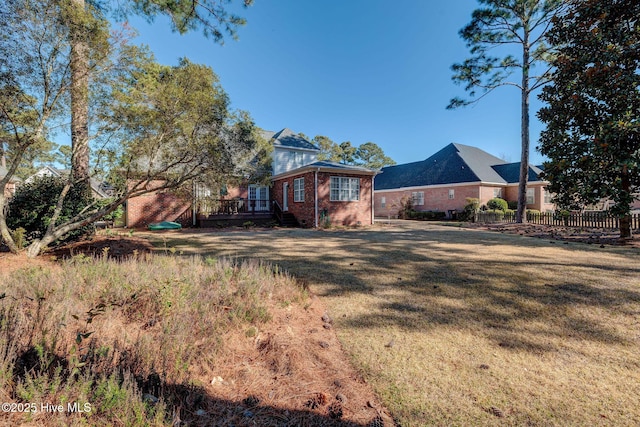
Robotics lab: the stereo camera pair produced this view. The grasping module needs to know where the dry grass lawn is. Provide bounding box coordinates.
[140,221,640,426]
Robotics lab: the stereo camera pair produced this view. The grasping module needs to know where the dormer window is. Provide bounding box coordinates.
[289,151,303,166]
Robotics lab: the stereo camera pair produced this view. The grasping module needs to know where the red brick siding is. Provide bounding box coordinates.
[3,182,16,198]
[126,181,192,227]
[375,183,555,217]
[273,171,373,227]
[375,185,482,217]
[319,173,373,227]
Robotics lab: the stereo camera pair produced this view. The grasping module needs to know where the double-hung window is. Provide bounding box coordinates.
[330,177,360,201]
[526,188,535,204]
[411,191,424,206]
[294,178,304,202]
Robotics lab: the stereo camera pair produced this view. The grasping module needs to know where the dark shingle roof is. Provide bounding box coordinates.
[270,128,319,151]
[375,143,544,191]
[375,143,505,190]
[492,163,544,183]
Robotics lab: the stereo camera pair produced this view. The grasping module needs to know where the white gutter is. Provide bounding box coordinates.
[371,174,375,225]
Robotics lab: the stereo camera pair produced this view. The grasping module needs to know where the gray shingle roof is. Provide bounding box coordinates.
[375,143,543,191]
[0,165,21,182]
[270,128,319,151]
[492,163,544,183]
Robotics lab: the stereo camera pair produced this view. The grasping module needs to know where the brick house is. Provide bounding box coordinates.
[374,143,554,218]
[272,161,377,228]
[27,166,111,199]
[0,165,20,197]
[125,128,378,228]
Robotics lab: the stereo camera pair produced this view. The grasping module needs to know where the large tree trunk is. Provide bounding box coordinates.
[620,164,632,239]
[516,28,531,224]
[69,0,90,189]
[0,193,18,254]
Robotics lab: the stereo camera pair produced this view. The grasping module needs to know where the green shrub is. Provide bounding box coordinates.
[507,200,518,210]
[397,196,414,219]
[527,209,541,220]
[95,199,124,223]
[487,197,508,212]
[11,227,27,249]
[7,175,93,245]
[460,198,480,221]
[408,210,446,221]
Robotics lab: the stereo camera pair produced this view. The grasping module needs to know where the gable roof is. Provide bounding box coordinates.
[269,128,319,151]
[0,165,21,183]
[26,166,111,198]
[375,143,544,191]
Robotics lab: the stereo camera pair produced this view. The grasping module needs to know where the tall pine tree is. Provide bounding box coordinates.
[449,0,561,223]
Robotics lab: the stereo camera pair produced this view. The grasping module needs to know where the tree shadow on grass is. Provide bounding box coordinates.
[140,226,640,355]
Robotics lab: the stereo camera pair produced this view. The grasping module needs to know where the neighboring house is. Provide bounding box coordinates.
[126,127,378,228]
[374,143,554,218]
[27,166,112,199]
[0,165,21,197]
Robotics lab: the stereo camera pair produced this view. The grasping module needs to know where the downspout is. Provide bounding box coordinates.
[314,169,319,228]
[371,174,375,225]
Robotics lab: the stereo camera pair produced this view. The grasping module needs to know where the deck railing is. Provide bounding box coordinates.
[203,199,273,216]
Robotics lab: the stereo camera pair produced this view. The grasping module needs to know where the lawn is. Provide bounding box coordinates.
[141,221,640,426]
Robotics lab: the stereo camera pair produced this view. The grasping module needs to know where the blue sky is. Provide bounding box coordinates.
[126,0,547,166]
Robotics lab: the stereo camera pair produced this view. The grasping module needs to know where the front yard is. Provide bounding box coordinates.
[140,222,640,426]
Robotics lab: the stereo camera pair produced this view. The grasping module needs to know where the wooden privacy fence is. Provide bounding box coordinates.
[475,211,640,230]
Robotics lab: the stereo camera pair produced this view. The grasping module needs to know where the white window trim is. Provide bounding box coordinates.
[330,176,360,202]
[411,191,424,206]
[526,188,535,204]
[448,189,455,200]
[294,177,304,202]
[381,196,386,208]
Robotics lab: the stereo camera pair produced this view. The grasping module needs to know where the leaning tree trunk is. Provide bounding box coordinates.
[69,0,91,193]
[516,29,531,224]
[0,193,18,254]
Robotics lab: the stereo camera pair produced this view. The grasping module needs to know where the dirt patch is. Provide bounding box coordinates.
[50,234,156,259]
[0,252,55,275]
[0,235,394,426]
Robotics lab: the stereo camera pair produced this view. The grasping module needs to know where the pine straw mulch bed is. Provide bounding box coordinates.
[465,222,640,249]
[0,235,395,427]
